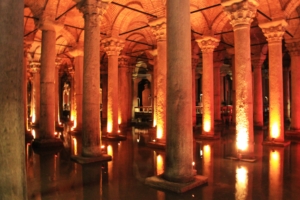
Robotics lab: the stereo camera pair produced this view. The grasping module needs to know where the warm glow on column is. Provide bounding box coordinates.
[107,145,113,156]
[156,125,162,139]
[271,122,279,139]
[203,116,211,132]
[203,145,211,176]
[156,154,164,175]
[118,115,121,125]
[269,150,282,199]
[153,119,157,127]
[32,113,36,123]
[72,137,77,155]
[235,166,248,200]
[31,129,36,139]
[107,120,112,133]
[236,127,249,151]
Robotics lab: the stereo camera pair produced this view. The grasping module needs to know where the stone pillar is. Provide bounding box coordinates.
[148,49,158,127]
[24,42,31,132]
[29,62,41,126]
[214,62,223,122]
[149,18,167,142]
[286,39,300,130]
[131,76,140,122]
[118,55,130,129]
[102,37,124,137]
[55,62,61,127]
[192,56,199,127]
[38,27,57,141]
[222,0,258,154]
[226,48,236,123]
[72,0,111,161]
[101,73,108,121]
[282,67,290,123]
[196,36,219,135]
[259,20,288,142]
[0,0,27,198]
[74,54,84,132]
[252,56,265,127]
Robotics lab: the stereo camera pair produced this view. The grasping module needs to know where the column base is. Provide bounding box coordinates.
[262,140,291,147]
[225,153,257,163]
[71,154,112,164]
[194,133,220,140]
[25,131,34,141]
[285,129,300,139]
[146,140,166,150]
[31,138,63,148]
[254,125,268,130]
[145,174,208,193]
[102,133,127,141]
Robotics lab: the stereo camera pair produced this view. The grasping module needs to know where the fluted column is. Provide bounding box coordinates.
[259,19,287,142]
[252,56,265,127]
[29,62,41,126]
[102,37,124,136]
[286,39,300,130]
[214,62,223,122]
[196,36,219,135]
[192,56,199,127]
[222,0,258,154]
[74,0,111,159]
[0,0,27,197]
[118,55,130,129]
[149,18,167,142]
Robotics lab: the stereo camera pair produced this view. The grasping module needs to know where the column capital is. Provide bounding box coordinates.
[118,55,130,68]
[285,38,300,56]
[222,0,258,28]
[251,55,265,68]
[78,0,111,26]
[259,19,288,43]
[196,36,219,53]
[149,17,166,41]
[147,49,158,57]
[101,37,125,56]
[29,61,41,73]
[37,13,63,31]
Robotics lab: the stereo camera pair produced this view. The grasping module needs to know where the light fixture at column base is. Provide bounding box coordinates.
[102,134,127,141]
[194,133,220,141]
[71,154,112,164]
[262,140,291,147]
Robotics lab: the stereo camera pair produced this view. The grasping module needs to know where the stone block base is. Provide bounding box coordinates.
[285,130,300,139]
[194,134,220,141]
[262,140,291,147]
[254,125,268,130]
[225,154,257,163]
[145,175,208,193]
[146,141,166,150]
[102,134,127,141]
[71,154,112,164]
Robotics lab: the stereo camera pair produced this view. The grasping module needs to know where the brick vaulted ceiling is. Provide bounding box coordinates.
[23,0,300,68]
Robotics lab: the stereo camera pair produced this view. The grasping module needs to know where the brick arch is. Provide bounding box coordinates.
[211,11,229,35]
[285,0,300,17]
[190,4,210,36]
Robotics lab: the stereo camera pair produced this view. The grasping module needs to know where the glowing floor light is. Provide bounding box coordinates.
[235,166,248,200]
[156,154,164,175]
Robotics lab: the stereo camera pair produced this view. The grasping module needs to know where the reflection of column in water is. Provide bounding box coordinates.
[82,163,102,200]
[40,153,57,199]
[269,148,283,200]
[235,166,248,200]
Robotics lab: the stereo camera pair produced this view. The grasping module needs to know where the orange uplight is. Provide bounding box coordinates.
[107,121,112,133]
[236,166,248,199]
[72,137,77,155]
[269,150,281,199]
[153,119,157,127]
[203,117,211,132]
[118,116,121,125]
[236,128,248,151]
[107,145,113,156]
[31,129,36,139]
[203,145,211,176]
[156,126,162,139]
[32,113,36,123]
[156,154,164,175]
[271,123,279,139]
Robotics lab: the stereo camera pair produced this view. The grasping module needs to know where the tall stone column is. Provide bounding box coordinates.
[259,20,289,143]
[252,56,265,127]
[222,0,258,155]
[196,36,219,136]
[148,49,158,127]
[72,0,111,162]
[102,37,124,138]
[101,73,108,121]
[149,18,167,142]
[118,55,130,130]
[55,62,61,127]
[24,42,32,132]
[214,62,223,122]
[286,39,300,130]
[146,0,207,192]
[282,67,290,123]
[192,56,199,127]
[29,62,41,127]
[226,48,236,123]
[131,76,140,122]
[0,0,27,198]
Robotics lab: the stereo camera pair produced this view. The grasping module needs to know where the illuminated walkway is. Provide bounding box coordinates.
[26,126,300,200]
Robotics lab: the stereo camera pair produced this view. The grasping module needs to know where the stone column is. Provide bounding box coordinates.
[196,36,219,135]
[214,62,223,122]
[192,56,199,127]
[282,67,290,123]
[259,20,288,143]
[149,18,167,142]
[24,42,31,132]
[148,49,158,127]
[55,62,61,127]
[286,39,300,130]
[102,37,124,137]
[72,0,111,161]
[73,54,84,132]
[131,76,140,122]
[0,0,27,198]
[226,48,236,123]
[222,0,258,154]
[118,55,130,130]
[29,62,41,127]
[252,56,265,127]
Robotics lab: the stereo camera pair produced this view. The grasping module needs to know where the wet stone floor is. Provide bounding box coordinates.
[26,126,300,200]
